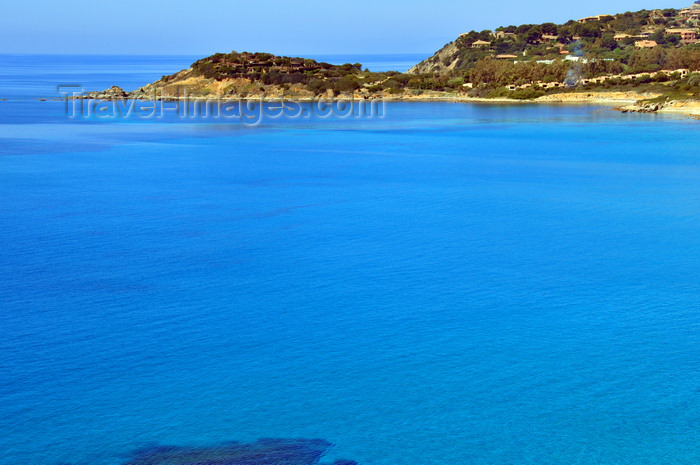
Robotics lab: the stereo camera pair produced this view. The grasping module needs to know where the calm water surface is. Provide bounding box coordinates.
[0,55,698,465]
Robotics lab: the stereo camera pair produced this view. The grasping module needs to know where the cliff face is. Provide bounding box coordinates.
[407,41,461,74]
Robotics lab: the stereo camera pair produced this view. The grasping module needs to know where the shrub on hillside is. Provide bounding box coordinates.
[688,73,700,87]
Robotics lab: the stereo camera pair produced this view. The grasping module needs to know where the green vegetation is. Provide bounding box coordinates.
[444,8,699,70]
[131,5,700,102]
[180,51,471,96]
[410,4,700,98]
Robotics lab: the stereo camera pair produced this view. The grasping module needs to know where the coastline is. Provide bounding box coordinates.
[386,93,700,118]
[21,89,698,119]
[64,91,700,119]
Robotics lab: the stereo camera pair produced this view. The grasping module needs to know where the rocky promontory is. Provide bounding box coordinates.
[74,51,441,101]
[618,97,700,116]
[81,85,129,100]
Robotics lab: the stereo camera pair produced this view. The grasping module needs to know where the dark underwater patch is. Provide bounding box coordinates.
[122,438,357,465]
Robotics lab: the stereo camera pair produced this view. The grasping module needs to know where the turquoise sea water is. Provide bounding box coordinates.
[0,55,699,465]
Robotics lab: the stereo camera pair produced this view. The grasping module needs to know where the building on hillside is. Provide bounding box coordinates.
[471,40,492,48]
[578,14,613,23]
[614,33,645,41]
[495,54,518,59]
[665,28,698,44]
[493,31,516,39]
[540,34,558,41]
[679,3,700,20]
[635,40,658,48]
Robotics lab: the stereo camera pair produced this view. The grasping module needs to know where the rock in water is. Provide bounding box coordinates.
[81,86,128,100]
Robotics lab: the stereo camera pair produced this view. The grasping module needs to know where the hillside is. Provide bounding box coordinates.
[82,50,507,101]
[124,52,365,100]
[78,5,700,106]
[409,2,700,76]
[79,51,461,100]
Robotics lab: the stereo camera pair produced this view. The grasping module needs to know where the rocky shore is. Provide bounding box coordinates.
[58,48,698,120]
[80,85,129,100]
[618,99,700,117]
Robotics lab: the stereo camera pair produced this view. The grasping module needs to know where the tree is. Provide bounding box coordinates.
[333,76,360,92]
[578,23,602,39]
[666,34,681,46]
[516,24,535,34]
[558,27,574,43]
[661,8,677,17]
[525,25,543,44]
[494,40,516,54]
[601,34,618,51]
[666,48,700,71]
[628,47,667,72]
[307,79,328,93]
[649,29,665,44]
[541,22,559,35]
[688,73,700,87]
[468,58,500,84]
[478,30,493,41]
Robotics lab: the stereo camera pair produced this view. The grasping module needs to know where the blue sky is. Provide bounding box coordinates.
[1,1,690,55]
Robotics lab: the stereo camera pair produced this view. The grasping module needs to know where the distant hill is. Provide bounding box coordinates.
[124,51,366,99]
[408,3,700,75]
[86,51,471,100]
[80,7,700,105]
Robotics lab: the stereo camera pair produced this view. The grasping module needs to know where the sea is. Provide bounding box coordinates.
[0,54,698,465]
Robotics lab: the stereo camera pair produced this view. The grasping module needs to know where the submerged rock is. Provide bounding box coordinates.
[122,438,354,465]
